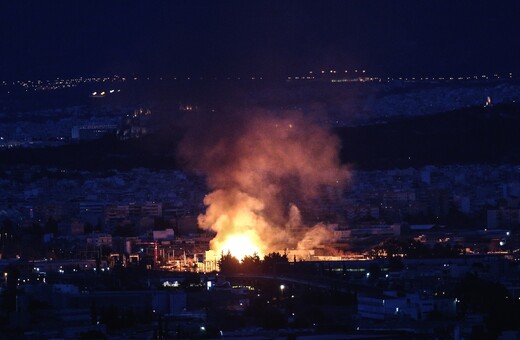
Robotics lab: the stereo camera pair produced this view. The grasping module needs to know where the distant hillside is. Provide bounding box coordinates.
[337,102,520,169]
[0,128,184,171]
[1,103,520,170]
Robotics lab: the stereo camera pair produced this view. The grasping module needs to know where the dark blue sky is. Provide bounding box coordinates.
[1,1,519,79]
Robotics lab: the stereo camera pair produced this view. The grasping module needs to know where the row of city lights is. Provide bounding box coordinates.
[1,71,516,94]
[288,72,514,83]
[1,75,125,92]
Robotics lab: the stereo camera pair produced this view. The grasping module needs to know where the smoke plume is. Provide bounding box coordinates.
[179,109,349,256]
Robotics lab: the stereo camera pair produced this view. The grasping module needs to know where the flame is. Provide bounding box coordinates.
[200,190,270,261]
[215,232,263,261]
[181,111,350,264]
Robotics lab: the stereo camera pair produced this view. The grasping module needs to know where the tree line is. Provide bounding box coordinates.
[370,237,465,259]
[218,251,289,275]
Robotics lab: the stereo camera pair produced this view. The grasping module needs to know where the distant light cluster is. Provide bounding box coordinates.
[287,69,514,84]
[131,75,265,81]
[1,74,271,94]
[380,72,514,83]
[288,69,367,81]
[1,75,125,92]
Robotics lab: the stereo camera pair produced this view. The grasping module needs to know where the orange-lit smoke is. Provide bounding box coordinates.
[179,110,349,260]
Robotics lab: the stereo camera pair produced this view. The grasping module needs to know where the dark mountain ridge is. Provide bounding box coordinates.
[1,103,519,171]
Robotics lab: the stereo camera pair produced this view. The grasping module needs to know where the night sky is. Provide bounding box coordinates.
[1,1,520,79]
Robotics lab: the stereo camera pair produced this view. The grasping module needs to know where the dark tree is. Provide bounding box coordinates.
[262,252,289,273]
[218,251,240,275]
[241,253,261,273]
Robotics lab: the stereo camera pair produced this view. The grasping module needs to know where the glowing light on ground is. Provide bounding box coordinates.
[216,233,263,261]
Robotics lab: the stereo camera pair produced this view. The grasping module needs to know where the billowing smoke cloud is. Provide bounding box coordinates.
[296,223,334,251]
[179,109,349,256]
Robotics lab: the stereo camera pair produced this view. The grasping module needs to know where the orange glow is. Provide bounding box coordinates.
[201,190,269,262]
[214,232,263,261]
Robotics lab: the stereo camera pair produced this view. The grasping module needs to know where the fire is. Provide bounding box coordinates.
[180,110,350,267]
[215,232,263,261]
[200,190,270,261]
